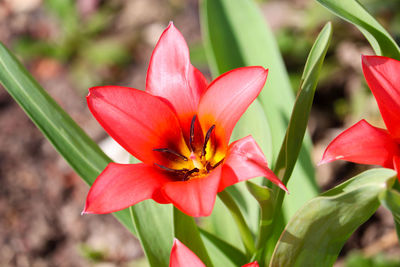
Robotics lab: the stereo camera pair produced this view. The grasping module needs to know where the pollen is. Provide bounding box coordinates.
[153,115,223,181]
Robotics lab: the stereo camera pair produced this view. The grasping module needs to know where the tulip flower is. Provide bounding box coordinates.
[320,55,400,174]
[83,22,286,217]
[170,239,259,267]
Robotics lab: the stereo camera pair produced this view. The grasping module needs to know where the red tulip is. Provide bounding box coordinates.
[169,239,259,267]
[320,55,400,174]
[83,22,286,217]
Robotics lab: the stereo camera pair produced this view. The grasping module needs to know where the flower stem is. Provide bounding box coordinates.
[218,190,256,257]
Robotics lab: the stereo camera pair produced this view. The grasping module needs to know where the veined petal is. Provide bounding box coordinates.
[169,239,206,267]
[146,22,207,141]
[87,86,189,166]
[198,67,268,152]
[320,119,398,168]
[362,55,400,139]
[218,135,287,192]
[83,163,170,214]
[162,165,222,217]
[242,262,259,267]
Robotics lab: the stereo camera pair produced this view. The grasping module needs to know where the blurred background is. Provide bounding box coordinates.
[0,0,400,266]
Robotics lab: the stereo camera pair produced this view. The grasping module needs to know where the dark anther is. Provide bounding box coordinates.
[183,168,199,181]
[189,115,197,151]
[201,125,215,157]
[212,159,224,169]
[154,163,188,173]
[153,148,188,161]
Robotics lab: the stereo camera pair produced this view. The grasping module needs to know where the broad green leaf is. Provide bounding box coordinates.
[130,203,173,267]
[200,228,247,267]
[0,43,138,234]
[201,0,318,221]
[316,0,400,60]
[270,168,397,267]
[380,189,400,242]
[173,208,213,267]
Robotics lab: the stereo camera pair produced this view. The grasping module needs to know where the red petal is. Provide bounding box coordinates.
[362,55,400,139]
[87,86,189,166]
[198,67,268,152]
[83,163,170,214]
[162,166,222,217]
[242,262,259,267]
[146,22,207,141]
[320,119,398,168]
[392,155,400,176]
[218,135,287,192]
[169,239,205,267]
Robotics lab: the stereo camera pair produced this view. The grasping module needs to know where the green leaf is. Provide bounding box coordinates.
[200,228,247,267]
[202,197,243,250]
[245,181,274,249]
[380,189,400,242]
[130,203,173,267]
[270,168,397,267]
[173,208,213,267]
[231,99,273,234]
[129,203,174,267]
[218,190,256,257]
[232,97,273,164]
[126,156,173,267]
[201,0,318,221]
[316,0,400,60]
[273,21,332,221]
[0,43,137,234]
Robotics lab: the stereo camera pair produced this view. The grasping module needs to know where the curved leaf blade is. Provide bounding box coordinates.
[270,168,397,267]
[275,22,332,184]
[380,189,400,242]
[130,203,173,267]
[200,228,247,267]
[272,21,332,219]
[316,0,400,59]
[173,208,213,267]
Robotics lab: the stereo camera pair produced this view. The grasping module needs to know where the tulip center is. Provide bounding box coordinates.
[153,115,223,181]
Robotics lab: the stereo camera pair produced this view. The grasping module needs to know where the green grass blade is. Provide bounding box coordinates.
[316,0,400,59]
[270,168,397,267]
[0,43,137,234]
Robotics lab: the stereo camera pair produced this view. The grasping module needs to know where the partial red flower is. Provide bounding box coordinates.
[83,22,286,217]
[320,55,400,174]
[170,239,259,267]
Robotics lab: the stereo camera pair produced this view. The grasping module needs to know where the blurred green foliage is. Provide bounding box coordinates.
[345,252,400,267]
[13,0,131,90]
